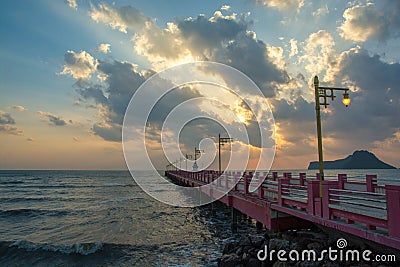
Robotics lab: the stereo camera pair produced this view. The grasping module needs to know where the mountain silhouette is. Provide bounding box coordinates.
[308,150,396,170]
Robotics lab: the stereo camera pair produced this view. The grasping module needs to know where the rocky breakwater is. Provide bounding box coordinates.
[218,229,396,267]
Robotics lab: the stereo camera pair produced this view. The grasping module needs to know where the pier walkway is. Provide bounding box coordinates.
[165,170,400,250]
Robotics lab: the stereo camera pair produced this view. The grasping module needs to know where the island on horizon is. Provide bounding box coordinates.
[308,150,397,170]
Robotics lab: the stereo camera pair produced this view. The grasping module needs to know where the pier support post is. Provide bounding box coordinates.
[299,173,306,186]
[211,201,216,216]
[308,180,321,216]
[322,181,338,219]
[231,207,238,233]
[338,174,347,190]
[366,174,377,192]
[386,185,400,238]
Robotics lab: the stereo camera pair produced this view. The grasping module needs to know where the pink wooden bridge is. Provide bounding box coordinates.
[165,170,400,250]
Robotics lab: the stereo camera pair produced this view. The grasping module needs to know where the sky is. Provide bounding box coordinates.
[0,0,399,170]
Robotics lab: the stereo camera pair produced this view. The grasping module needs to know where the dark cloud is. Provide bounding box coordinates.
[0,111,15,125]
[0,111,23,135]
[38,111,67,126]
[272,97,314,121]
[323,48,400,150]
[177,13,248,58]
[175,13,290,97]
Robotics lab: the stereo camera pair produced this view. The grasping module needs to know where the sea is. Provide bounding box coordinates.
[0,169,399,266]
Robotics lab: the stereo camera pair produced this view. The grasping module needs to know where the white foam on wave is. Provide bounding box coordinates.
[10,240,103,255]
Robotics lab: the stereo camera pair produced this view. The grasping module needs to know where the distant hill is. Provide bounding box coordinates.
[308,150,396,170]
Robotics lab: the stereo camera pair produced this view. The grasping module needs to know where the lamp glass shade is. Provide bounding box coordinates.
[342,93,351,107]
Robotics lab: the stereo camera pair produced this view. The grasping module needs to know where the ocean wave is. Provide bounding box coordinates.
[0,208,72,218]
[0,180,24,185]
[0,196,96,203]
[102,182,128,186]
[3,240,103,256]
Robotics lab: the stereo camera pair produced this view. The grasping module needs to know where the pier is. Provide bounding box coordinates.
[165,170,400,250]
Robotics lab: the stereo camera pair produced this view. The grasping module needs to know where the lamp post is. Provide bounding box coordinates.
[313,75,350,197]
[193,147,204,171]
[185,154,193,171]
[218,133,233,174]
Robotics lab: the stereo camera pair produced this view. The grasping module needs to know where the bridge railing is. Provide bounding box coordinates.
[321,179,400,239]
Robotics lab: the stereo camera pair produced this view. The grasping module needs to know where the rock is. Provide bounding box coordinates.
[242,252,250,262]
[239,235,252,246]
[246,257,261,267]
[243,245,254,254]
[293,238,313,251]
[294,260,320,267]
[307,241,322,251]
[218,253,241,267]
[272,261,289,267]
[249,235,265,248]
[236,246,243,256]
[247,248,258,258]
[223,242,238,254]
[322,261,341,267]
[269,238,291,251]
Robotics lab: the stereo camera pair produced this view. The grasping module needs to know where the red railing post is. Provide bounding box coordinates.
[258,180,264,199]
[299,173,306,186]
[386,185,400,238]
[307,180,321,216]
[366,174,377,192]
[278,178,290,206]
[244,174,249,194]
[338,174,347,190]
[322,181,338,219]
[234,175,239,191]
[272,172,278,181]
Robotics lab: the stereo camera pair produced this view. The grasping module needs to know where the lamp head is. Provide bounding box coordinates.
[342,91,350,107]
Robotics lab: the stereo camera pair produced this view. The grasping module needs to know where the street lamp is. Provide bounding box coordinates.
[218,133,233,173]
[193,147,204,171]
[313,75,350,196]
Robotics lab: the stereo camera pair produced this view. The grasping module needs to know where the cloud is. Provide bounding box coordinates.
[11,105,27,112]
[338,2,400,42]
[90,3,150,33]
[312,4,329,18]
[0,125,23,135]
[289,38,298,57]
[92,122,122,142]
[73,5,292,143]
[300,30,336,76]
[98,43,111,54]
[60,50,97,80]
[0,111,16,124]
[221,5,231,11]
[89,4,290,96]
[0,111,23,135]
[67,0,77,10]
[252,0,304,13]
[37,111,67,126]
